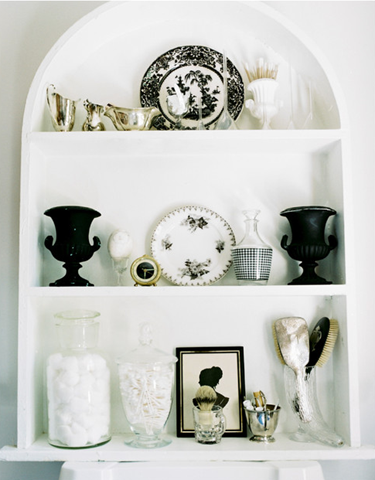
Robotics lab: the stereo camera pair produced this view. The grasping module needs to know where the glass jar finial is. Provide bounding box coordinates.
[139,322,153,346]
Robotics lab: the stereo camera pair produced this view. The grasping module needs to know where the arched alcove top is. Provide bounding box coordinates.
[24,1,347,133]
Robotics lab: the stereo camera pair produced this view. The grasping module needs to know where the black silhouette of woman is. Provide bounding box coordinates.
[195,366,229,408]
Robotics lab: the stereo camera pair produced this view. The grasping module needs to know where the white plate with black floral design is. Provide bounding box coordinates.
[140,45,244,130]
[151,206,236,286]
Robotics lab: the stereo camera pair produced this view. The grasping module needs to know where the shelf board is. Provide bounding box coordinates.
[27,284,347,298]
[27,129,345,157]
[1,434,374,462]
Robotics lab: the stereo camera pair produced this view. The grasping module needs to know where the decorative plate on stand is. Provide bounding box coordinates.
[140,45,244,130]
[151,206,236,286]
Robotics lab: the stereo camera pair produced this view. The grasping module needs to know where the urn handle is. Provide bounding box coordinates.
[328,235,338,251]
[281,234,289,251]
[92,236,101,252]
[44,235,54,252]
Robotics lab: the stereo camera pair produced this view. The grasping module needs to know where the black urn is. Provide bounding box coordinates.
[44,206,101,286]
[280,206,338,285]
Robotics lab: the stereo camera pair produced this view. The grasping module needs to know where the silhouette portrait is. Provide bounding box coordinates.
[193,366,229,408]
[176,347,246,437]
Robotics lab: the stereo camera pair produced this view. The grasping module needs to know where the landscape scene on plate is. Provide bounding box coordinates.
[166,70,221,122]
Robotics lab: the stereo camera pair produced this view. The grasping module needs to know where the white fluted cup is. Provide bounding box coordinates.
[246,78,279,129]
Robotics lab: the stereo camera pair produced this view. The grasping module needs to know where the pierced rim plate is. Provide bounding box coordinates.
[140,45,244,130]
[151,206,236,286]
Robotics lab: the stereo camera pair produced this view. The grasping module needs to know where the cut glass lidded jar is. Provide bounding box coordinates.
[231,209,273,285]
[46,309,111,448]
[117,323,177,449]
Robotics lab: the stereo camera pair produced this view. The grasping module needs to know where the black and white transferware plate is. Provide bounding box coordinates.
[140,45,244,130]
[151,206,236,286]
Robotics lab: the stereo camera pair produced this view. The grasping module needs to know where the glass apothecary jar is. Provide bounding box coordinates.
[46,309,111,448]
[116,323,177,449]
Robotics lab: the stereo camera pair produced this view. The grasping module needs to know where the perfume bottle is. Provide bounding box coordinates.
[231,209,273,285]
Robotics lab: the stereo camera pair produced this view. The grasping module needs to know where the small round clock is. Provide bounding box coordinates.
[130,254,161,286]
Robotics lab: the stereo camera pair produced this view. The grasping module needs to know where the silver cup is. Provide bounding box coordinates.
[46,84,78,132]
[245,404,281,443]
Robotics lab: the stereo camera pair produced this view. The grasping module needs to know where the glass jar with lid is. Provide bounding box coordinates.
[46,309,111,448]
[117,323,177,448]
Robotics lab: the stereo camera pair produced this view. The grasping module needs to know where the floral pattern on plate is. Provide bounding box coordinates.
[151,206,236,286]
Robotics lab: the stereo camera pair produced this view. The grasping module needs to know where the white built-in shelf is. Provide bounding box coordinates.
[6,0,369,466]
[1,435,374,463]
[28,285,348,298]
[27,130,345,158]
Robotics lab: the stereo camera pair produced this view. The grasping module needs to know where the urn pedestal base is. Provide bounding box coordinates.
[49,262,94,287]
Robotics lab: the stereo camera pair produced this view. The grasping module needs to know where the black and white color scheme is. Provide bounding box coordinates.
[231,247,272,281]
[140,45,244,130]
[151,206,236,286]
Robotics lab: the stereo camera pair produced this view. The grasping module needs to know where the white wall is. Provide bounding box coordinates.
[0,1,374,479]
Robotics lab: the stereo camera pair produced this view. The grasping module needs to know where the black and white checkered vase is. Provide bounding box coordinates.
[232,247,272,281]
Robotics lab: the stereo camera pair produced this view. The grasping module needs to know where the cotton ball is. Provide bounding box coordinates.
[90,390,104,406]
[78,354,97,373]
[68,422,89,447]
[80,372,96,387]
[47,367,58,398]
[60,356,79,372]
[95,401,111,417]
[56,425,72,445]
[55,405,73,426]
[53,381,74,404]
[73,376,95,399]
[59,370,80,387]
[70,396,90,415]
[91,355,107,375]
[89,414,110,439]
[79,413,95,430]
[87,423,108,445]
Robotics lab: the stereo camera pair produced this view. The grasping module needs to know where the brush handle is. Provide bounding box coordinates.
[198,410,214,426]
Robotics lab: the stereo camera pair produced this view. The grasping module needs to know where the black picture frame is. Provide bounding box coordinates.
[175,346,246,437]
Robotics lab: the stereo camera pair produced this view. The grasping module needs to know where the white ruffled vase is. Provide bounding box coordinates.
[246,78,279,129]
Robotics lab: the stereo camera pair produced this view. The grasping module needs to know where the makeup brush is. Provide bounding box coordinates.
[195,385,217,426]
[307,317,339,373]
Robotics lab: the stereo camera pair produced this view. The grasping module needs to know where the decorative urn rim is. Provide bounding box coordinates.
[280,206,337,216]
[44,205,101,217]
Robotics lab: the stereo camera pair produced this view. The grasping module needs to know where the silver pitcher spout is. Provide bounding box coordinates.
[82,99,105,131]
[104,104,160,131]
[46,84,78,132]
